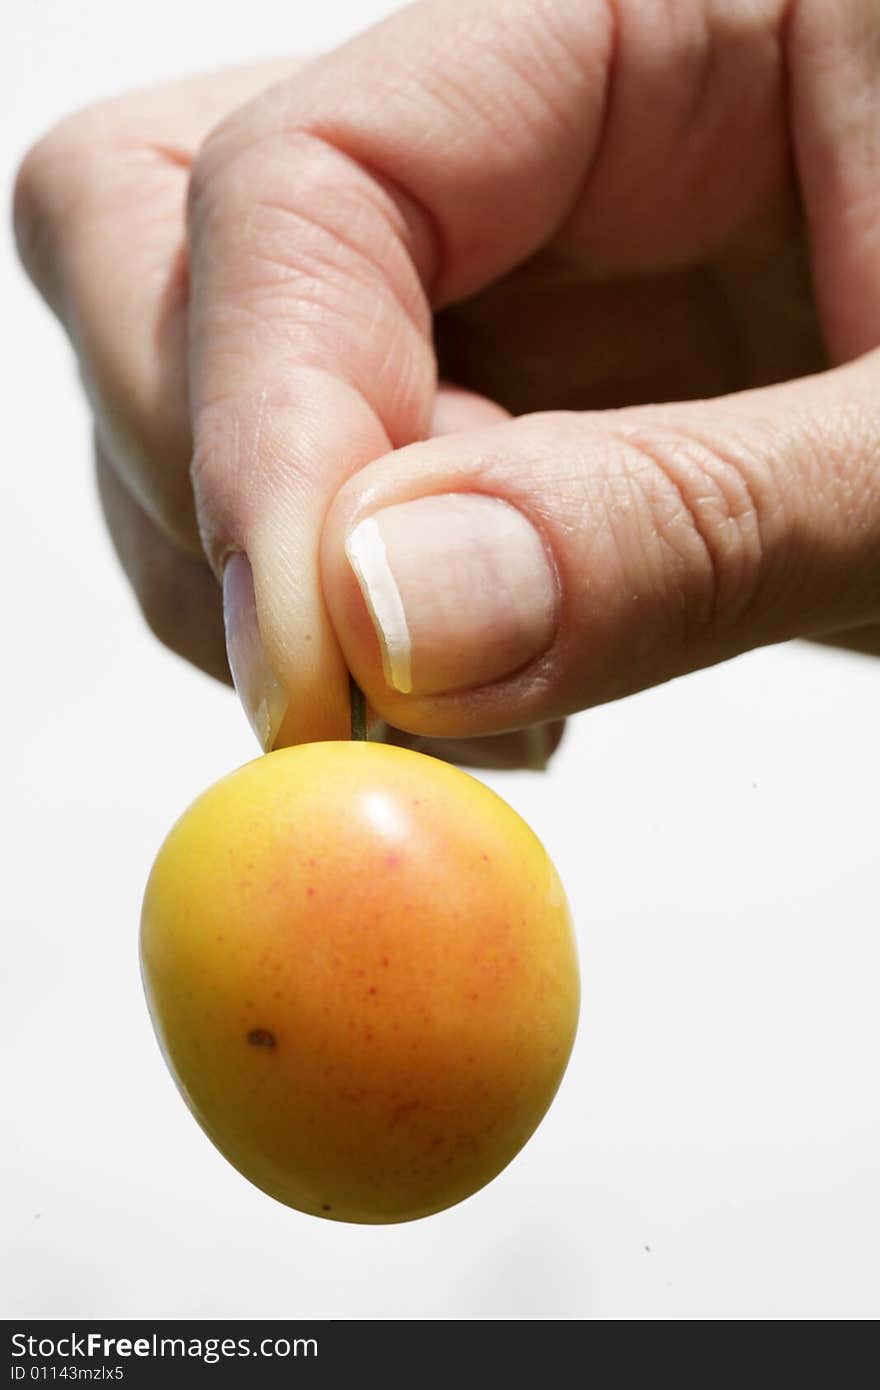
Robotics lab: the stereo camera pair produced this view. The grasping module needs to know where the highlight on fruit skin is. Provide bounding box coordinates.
[140,741,580,1224]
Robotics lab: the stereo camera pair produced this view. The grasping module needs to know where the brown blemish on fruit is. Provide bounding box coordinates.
[247,1027,276,1049]
[322,1203,332,1211]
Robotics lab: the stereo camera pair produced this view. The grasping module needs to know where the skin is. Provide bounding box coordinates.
[14,0,880,769]
[141,743,579,1223]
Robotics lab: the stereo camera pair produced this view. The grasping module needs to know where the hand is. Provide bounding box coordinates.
[15,0,880,766]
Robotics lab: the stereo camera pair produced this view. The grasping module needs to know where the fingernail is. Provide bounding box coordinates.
[222,552,288,750]
[345,494,557,696]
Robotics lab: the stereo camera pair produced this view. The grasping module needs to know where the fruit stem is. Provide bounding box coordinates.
[349,677,368,742]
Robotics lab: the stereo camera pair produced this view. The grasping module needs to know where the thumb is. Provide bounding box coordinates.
[320,356,880,738]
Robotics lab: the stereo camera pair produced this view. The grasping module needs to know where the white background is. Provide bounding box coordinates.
[3,0,878,1321]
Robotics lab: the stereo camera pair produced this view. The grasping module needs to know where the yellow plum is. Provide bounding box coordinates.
[141,742,579,1223]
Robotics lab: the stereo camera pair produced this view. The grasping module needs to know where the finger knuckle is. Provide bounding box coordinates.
[14,131,71,275]
[14,107,123,281]
[618,420,771,640]
[15,109,99,227]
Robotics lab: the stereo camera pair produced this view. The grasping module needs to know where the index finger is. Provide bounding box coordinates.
[186,0,611,745]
